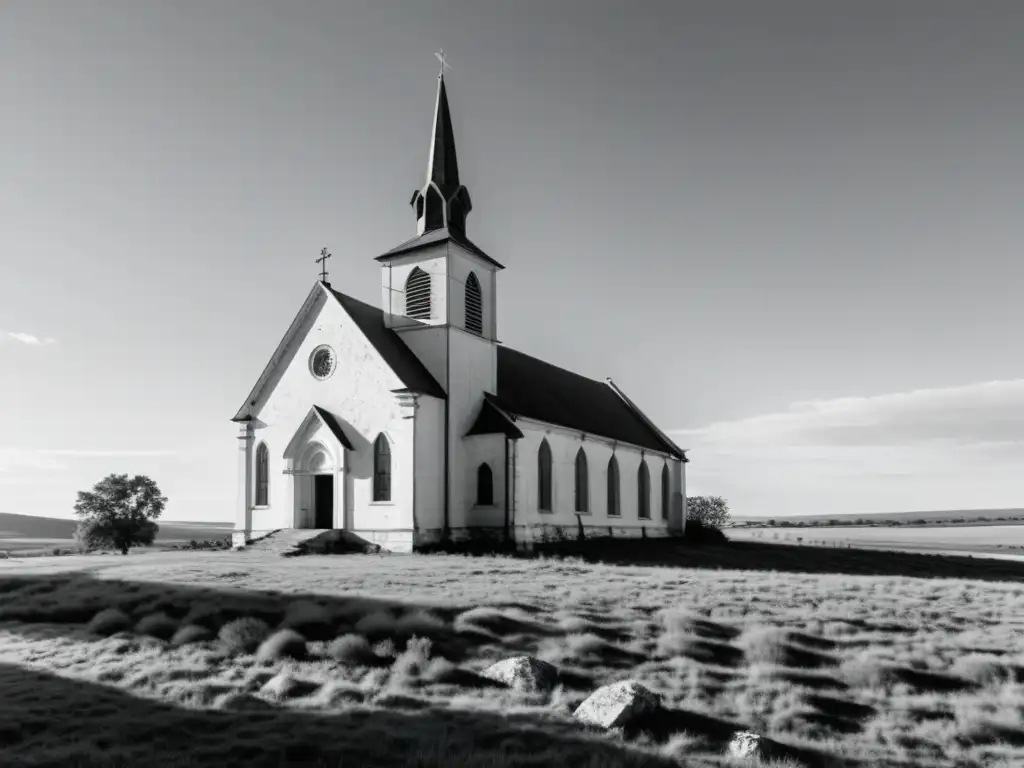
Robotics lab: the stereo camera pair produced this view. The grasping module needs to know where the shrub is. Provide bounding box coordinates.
[256,628,308,662]
[87,608,132,636]
[373,638,398,660]
[392,636,433,680]
[839,654,899,689]
[686,496,731,529]
[171,624,213,646]
[218,617,271,654]
[327,634,377,666]
[135,612,178,641]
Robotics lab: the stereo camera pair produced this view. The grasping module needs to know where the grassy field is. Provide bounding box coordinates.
[0,512,233,555]
[728,525,1024,557]
[1,540,1024,767]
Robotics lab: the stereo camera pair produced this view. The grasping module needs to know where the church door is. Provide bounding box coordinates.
[313,475,334,529]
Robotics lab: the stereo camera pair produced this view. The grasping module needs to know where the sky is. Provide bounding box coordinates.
[2,1,1023,522]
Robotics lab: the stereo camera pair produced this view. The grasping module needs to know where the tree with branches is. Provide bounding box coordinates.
[73,473,167,555]
[686,495,731,530]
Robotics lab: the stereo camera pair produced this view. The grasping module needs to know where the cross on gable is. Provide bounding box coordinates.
[315,247,332,283]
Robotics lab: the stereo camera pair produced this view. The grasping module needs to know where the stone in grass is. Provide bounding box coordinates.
[727,731,772,760]
[481,656,559,693]
[573,680,661,730]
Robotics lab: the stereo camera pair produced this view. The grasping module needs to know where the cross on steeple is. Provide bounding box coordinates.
[315,247,332,283]
[434,49,451,77]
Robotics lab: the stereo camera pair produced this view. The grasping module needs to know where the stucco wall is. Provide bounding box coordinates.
[446,328,499,531]
[413,394,445,536]
[242,289,417,548]
[511,418,685,546]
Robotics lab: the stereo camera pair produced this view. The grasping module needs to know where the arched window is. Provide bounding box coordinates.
[465,271,483,335]
[638,460,650,519]
[537,439,553,511]
[574,447,589,513]
[607,455,620,517]
[405,267,431,320]
[476,463,493,505]
[255,442,269,507]
[373,434,391,502]
[661,463,670,520]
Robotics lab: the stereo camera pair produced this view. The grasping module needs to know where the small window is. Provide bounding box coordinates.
[538,439,553,511]
[405,268,431,320]
[638,460,650,519]
[255,442,269,507]
[373,434,391,502]
[574,447,589,513]
[465,272,483,335]
[476,463,493,505]
[607,456,620,516]
[661,463,670,520]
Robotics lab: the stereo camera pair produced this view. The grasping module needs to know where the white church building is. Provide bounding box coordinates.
[231,71,688,552]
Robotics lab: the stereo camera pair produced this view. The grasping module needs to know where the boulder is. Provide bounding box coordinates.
[727,731,770,760]
[481,656,559,693]
[573,680,661,729]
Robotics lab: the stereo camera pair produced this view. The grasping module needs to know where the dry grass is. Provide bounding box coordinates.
[0,545,1023,767]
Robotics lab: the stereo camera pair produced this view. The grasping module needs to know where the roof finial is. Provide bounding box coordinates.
[434,49,451,78]
[315,247,332,284]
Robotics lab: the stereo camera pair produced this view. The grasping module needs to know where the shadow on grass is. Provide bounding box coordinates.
[534,538,1024,582]
[0,663,680,768]
[621,707,862,768]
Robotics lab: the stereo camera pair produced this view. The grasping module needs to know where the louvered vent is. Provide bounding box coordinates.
[465,272,483,335]
[405,268,432,320]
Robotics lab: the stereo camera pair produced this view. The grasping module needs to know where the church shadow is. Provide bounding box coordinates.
[533,538,1024,583]
[0,661,682,768]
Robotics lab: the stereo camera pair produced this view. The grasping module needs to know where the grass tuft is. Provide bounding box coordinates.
[135,612,178,641]
[256,628,308,662]
[86,608,132,636]
[218,616,271,654]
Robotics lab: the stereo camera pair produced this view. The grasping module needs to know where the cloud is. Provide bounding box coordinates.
[4,332,56,346]
[669,380,1024,516]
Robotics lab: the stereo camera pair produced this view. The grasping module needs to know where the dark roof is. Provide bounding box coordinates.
[465,394,524,439]
[429,74,461,197]
[494,346,684,459]
[376,226,504,270]
[312,406,355,450]
[327,287,446,399]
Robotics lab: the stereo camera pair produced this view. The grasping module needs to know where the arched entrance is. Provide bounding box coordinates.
[293,441,339,529]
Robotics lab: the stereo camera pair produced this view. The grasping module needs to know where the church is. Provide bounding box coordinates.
[230,69,688,552]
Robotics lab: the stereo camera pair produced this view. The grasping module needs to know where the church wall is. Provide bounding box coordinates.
[395,325,448,390]
[380,246,447,330]
[248,291,415,549]
[510,419,682,548]
[413,394,445,540]
[446,328,499,534]
[457,434,507,535]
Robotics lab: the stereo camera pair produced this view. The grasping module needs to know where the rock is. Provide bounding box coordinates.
[727,731,769,759]
[573,680,661,729]
[481,656,559,693]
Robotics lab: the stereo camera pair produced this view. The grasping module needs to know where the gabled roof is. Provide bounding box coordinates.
[326,288,446,399]
[493,346,686,460]
[376,226,504,270]
[311,406,355,450]
[283,405,355,458]
[465,393,524,439]
[231,282,445,421]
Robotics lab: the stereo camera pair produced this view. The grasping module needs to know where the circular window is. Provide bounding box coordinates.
[309,345,336,380]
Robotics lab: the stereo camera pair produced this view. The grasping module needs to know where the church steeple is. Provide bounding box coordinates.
[410,71,473,236]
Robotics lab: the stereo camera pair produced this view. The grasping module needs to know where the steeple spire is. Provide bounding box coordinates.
[410,65,472,236]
